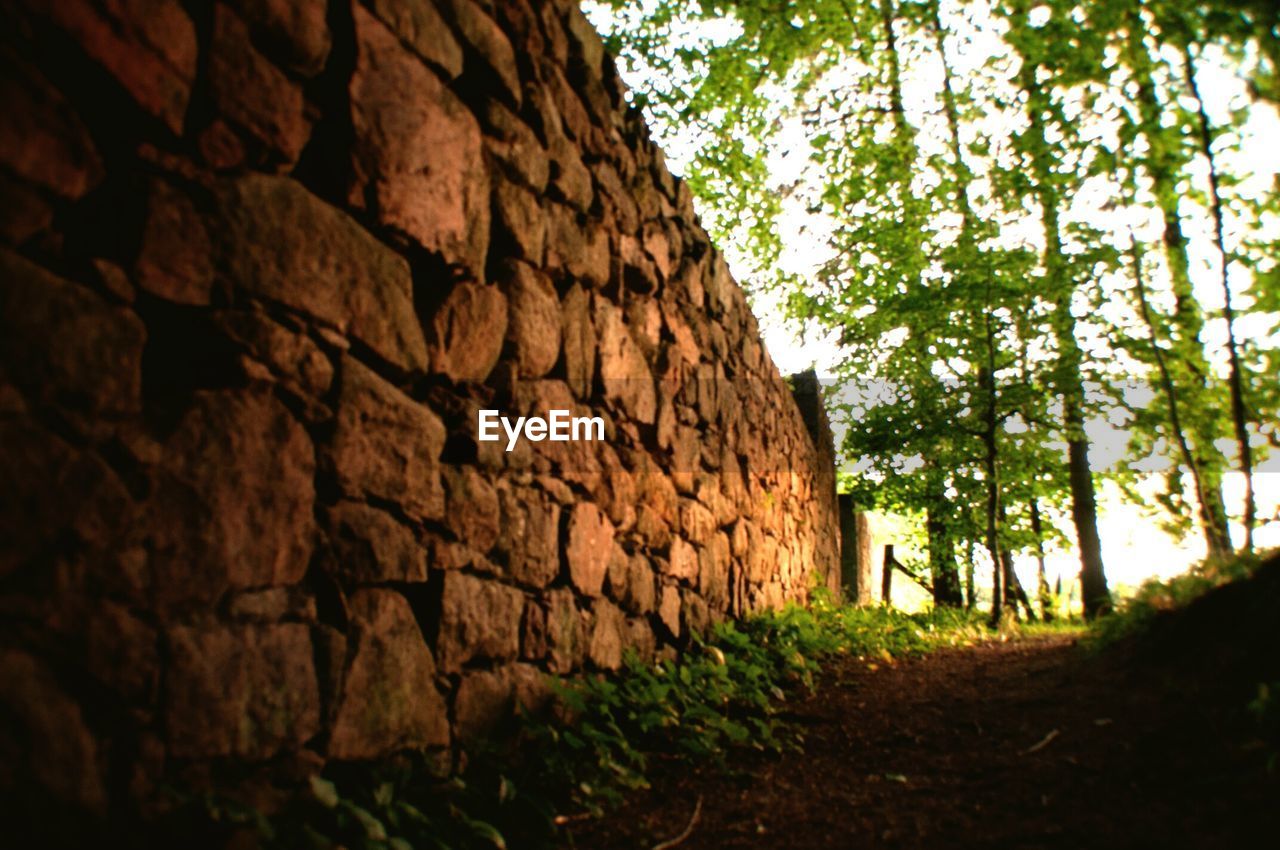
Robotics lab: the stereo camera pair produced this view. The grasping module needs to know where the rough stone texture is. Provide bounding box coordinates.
[231,0,331,77]
[329,590,450,757]
[332,356,445,521]
[0,649,106,816]
[206,4,312,166]
[350,5,489,277]
[214,175,429,371]
[326,501,427,583]
[165,623,320,758]
[149,389,316,607]
[133,178,214,304]
[437,572,525,673]
[0,0,840,825]
[425,282,508,382]
[503,262,561,377]
[0,249,145,420]
[28,0,197,135]
[566,503,614,596]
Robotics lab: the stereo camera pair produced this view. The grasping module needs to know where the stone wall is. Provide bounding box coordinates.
[0,0,839,826]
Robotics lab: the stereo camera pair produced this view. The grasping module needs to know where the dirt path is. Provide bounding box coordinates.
[568,634,1277,849]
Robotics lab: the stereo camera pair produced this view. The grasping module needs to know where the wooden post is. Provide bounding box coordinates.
[882,544,895,605]
[839,496,873,605]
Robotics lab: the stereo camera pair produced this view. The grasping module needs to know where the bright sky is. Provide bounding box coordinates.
[586,1,1280,598]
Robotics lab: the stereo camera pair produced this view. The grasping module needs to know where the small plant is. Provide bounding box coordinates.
[1247,681,1280,774]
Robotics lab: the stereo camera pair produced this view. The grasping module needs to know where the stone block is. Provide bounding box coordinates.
[364,0,461,78]
[657,584,681,638]
[134,178,214,305]
[329,589,449,756]
[350,6,488,276]
[436,572,524,672]
[679,499,716,545]
[481,100,550,191]
[332,356,445,521]
[150,388,315,604]
[0,649,106,815]
[443,466,501,554]
[698,532,732,610]
[0,53,102,201]
[667,536,699,582]
[84,600,158,707]
[496,483,561,588]
[492,178,547,264]
[165,622,320,758]
[546,204,609,286]
[0,418,132,580]
[454,668,512,742]
[0,249,144,419]
[587,599,626,670]
[566,503,614,596]
[213,175,428,372]
[560,283,596,397]
[502,261,561,378]
[231,0,331,76]
[437,0,522,104]
[595,298,656,424]
[425,282,508,383]
[213,310,335,399]
[326,501,427,583]
[32,0,197,134]
[207,5,312,165]
[546,587,583,674]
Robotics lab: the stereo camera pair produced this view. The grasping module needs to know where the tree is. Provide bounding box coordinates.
[595,0,1279,614]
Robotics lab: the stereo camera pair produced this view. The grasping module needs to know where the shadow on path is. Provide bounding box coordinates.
[569,634,1277,849]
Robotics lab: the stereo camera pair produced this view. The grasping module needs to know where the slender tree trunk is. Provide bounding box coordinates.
[1019,65,1112,619]
[979,362,1003,627]
[965,539,977,610]
[1129,231,1219,552]
[1018,101,1111,617]
[998,503,1037,621]
[1184,44,1255,553]
[1000,547,1036,622]
[1030,498,1054,622]
[1125,11,1234,560]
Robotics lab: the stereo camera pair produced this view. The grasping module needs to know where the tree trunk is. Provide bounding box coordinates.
[926,480,964,607]
[1125,10,1233,560]
[1128,231,1220,558]
[979,364,1003,627]
[1184,44,1255,554]
[998,503,1037,621]
[1030,498,1054,622]
[965,540,977,610]
[1000,547,1036,622]
[1018,62,1112,619]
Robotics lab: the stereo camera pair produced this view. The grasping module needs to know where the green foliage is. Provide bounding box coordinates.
[510,594,992,820]
[1087,551,1267,648]
[594,0,1280,615]
[1247,681,1280,774]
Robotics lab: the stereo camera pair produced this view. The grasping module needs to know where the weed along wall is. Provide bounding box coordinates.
[0,0,840,824]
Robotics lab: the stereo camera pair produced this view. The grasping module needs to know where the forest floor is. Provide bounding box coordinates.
[567,632,1278,849]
